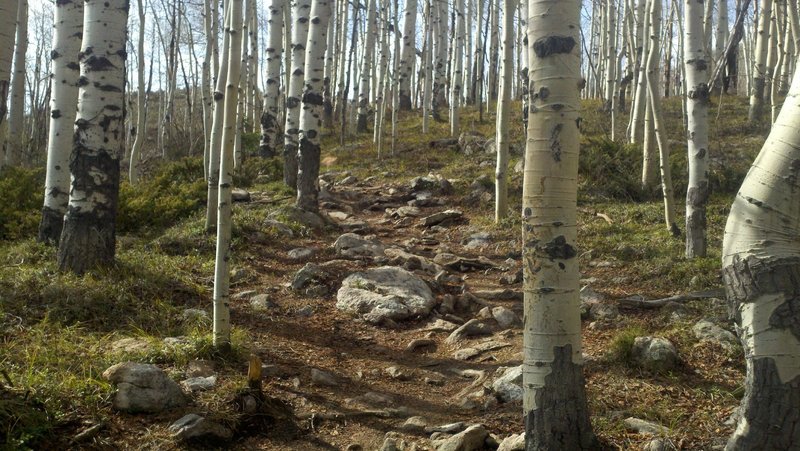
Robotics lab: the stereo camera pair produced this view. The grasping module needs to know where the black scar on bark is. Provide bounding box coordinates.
[85,55,117,71]
[296,137,321,213]
[286,96,301,108]
[258,112,278,158]
[541,235,576,260]
[51,50,61,60]
[213,91,223,101]
[38,205,66,246]
[533,36,576,58]
[302,92,324,106]
[66,62,81,71]
[51,109,62,119]
[550,123,563,162]
[524,345,598,450]
[56,0,74,5]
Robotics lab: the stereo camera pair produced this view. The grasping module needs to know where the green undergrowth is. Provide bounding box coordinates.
[0,167,44,241]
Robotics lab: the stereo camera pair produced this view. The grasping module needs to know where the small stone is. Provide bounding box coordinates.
[631,337,679,372]
[169,414,233,441]
[288,247,316,260]
[163,336,190,346]
[231,188,251,202]
[454,348,481,360]
[693,319,739,350]
[110,337,150,354]
[185,360,215,378]
[623,417,672,435]
[428,422,468,434]
[421,210,464,227]
[424,376,445,386]
[103,362,187,413]
[296,305,315,317]
[304,285,329,297]
[432,424,489,451]
[264,219,295,238]
[181,376,217,392]
[645,438,678,451]
[249,293,278,310]
[334,233,387,258]
[339,175,358,185]
[464,233,491,249]
[589,303,619,321]
[406,338,436,352]
[328,211,351,221]
[385,366,412,381]
[291,263,329,291]
[497,433,525,451]
[445,319,494,343]
[400,416,428,433]
[492,306,520,329]
[310,368,338,386]
[231,290,257,300]
[420,318,459,332]
[491,366,523,402]
[181,309,208,322]
[230,268,249,283]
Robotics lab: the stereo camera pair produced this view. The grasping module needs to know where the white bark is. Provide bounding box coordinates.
[213,0,245,349]
[284,0,312,189]
[398,0,417,110]
[130,0,147,184]
[258,0,284,158]
[749,0,773,121]
[202,0,213,179]
[38,0,83,244]
[357,0,377,133]
[422,0,433,133]
[6,0,28,166]
[495,0,515,221]
[684,0,710,258]
[629,0,650,145]
[450,0,465,136]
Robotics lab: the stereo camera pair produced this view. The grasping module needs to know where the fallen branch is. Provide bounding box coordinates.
[616,288,725,309]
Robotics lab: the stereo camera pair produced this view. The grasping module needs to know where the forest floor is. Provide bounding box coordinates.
[0,95,770,450]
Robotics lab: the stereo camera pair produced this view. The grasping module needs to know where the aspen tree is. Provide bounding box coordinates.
[6,0,28,166]
[258,0,284,158]
[421,0,433,133]
[202,0,215,175]
[522,0,596,447]
[323,14,336,129]
[374,1,390,150]
[129,0,147,184]
[206,4,232,230]
[356,0,377,133]
[212,0,244,349]
[749,0,772,122]
[450,0,465,136]
[715,0,729,87]
[722,53,800,451]
[247,0,259,131]
[495,0,515,221]
[296,0,331,212]
[398,0,417,110]
[645,0,679,235]
[38,0,83,244]
[486,0,499,105]
[391,0,401,154]
[284,0,312,189]
[684,0,710,258]
[629,0,650,145]
[432,0,448,121]
[57,0,128,274]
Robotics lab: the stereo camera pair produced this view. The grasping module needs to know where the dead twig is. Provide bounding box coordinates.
[616,289,725,309]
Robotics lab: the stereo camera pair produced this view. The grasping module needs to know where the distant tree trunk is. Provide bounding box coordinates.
[205,4,233,231]
[6,0,27,167]
[450,0,465,136]
[432,0,448,121]
[486,0,499,106]
[519,0,529,130]
[629,0,649,145]
[296,0,331,212]
[284,0,312,189]
[57,0,128,274]
[494,0,514,222]
[522,0,597,447]
[422,0,433,133]
[715,0,729,88]
[129,0,147,184]
[322,9,335,128]
[722,61,800,451]
[684,0,710,258]
[212,0,244,350]
[357,0,377,133]
[258,0,284,158]
[0,1,19,171]
[398,0,417,110]
[374,1,390,148]
[202,0,213,178]
[749,0,772,122]
[38,0,83,245]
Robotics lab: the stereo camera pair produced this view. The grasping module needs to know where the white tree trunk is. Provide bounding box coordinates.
[296,0,331,212]
[202,0,214,179]
[422,0,433,133]
[6,0,27,167]
[57,0,128,274]
[749,0,773,121]
[357,0,377,133]
[684,0,710,258]
[495,0,515,221]
[398,0,417,110]
[212,0,244,350]
[722,60,800,451]
[129,0,147,184]
[450,0,465,136]
[284,0,312,189]
[258,0,284,158]
[629,0,650,145]
[432,0,448,120]
[38,0,83,244]
[522,0,596,447]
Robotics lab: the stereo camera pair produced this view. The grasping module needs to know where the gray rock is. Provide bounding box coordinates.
[410,175,440,192]
[454,348,481,360]
[180,375,217,392]
[379,432,415,451]
[291,263,329,291]
[288,247,316,260]
[169,414,233,441]
[491,366,523,402]
[337,267,436,323]
[163,336,190,347]
[445,319,494,343]
[250,293,278,310]
[110,337,150,354]
[631,337,679,372]
[497,433,525,451]
[264,219,295,238]
[185,360,215,378]
[181,309,208,322]
[589,303,620,321]
[422,210,464,227]
[406,338,436,352]
[428,422,468,434]
[492,306,520,329]
[334,233,387,258]
[102,362,187,412]
[282,206,327,229]
[693,319,739,350]
[420,318,460,332]
[231,188,251,202]
[433,424,489,451]
[339,175,358,185]
[310,368,338,386]
[513,159,524,174]
[464,233,491,249]
[645,438,678,451]
[623,417,672,435]
[385,366,412,381]
[400,416,429,433]
[231,290,257,300]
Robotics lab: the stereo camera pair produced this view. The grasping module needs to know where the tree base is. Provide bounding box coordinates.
[284,143,298,190]
[356,114,368,133]
[57,210,116,274]
[38,206,65,246]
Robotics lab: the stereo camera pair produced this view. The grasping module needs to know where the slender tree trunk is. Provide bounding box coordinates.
[486,0,499,106]
[432,0,449,121]
[284,0,312,189]
[356,0,377,133]
[684,0,710,258]
[495,0,515,221]
[749,0,773,122]
[630,0,650,145]
[38,0,83,245]
[130,0,147,184]
[522,0,597,447]
[213,0,244,350]
[0,0,21,170]
[722,61,800,451]
[296,0,331,212]
[322,8,335,128]
[422,0,433,133]
[202,0,213,179]
[57,0,128,274]
[398,0,417,110]
[258,0,284,158]
[450,0,465,136]
[6,0,28,167]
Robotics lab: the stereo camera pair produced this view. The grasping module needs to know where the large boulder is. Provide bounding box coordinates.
[102,362,187,413]
[336,266,435,323]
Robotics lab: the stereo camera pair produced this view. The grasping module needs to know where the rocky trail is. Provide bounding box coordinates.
[98,169,743,451]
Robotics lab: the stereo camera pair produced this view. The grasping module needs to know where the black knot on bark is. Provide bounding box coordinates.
[541,235,576,260]
[533,36,576,58]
